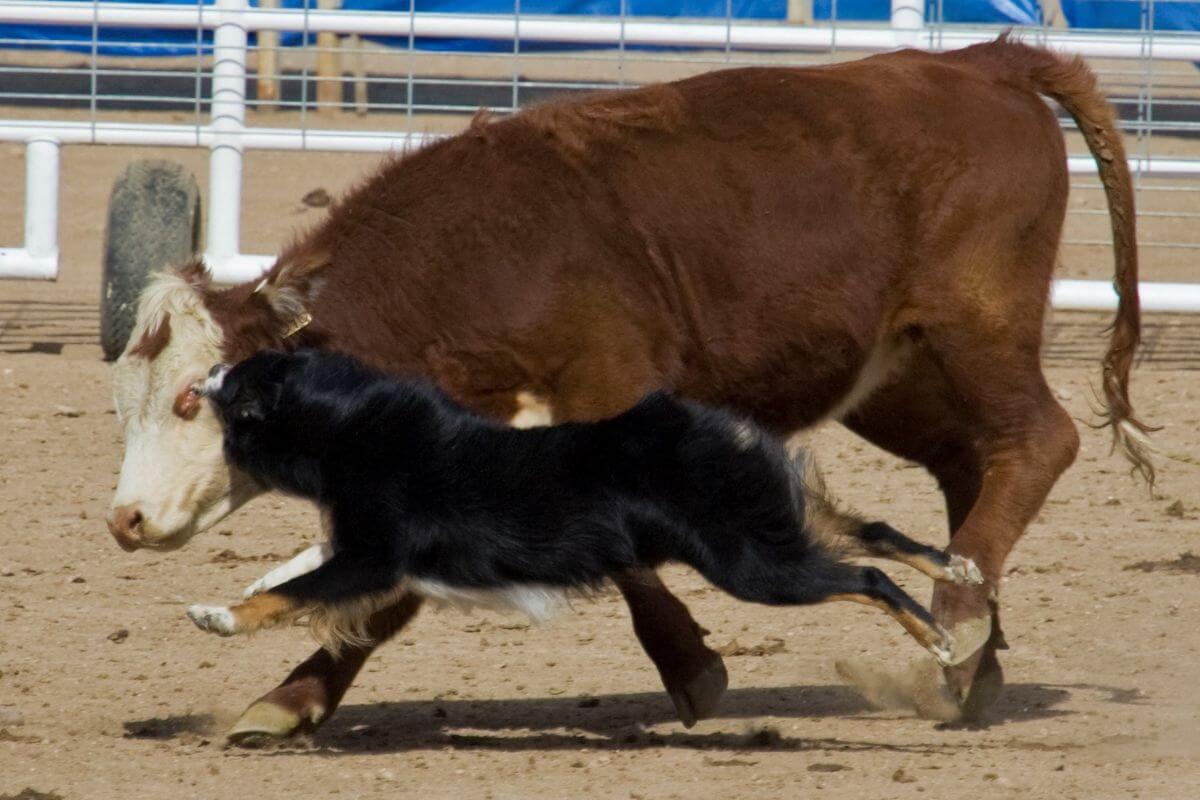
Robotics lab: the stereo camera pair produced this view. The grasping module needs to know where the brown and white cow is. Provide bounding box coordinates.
[108,36,1151,738]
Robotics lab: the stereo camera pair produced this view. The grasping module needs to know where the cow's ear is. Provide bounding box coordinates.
[173,384,203,421]
[175,258,211,287]
[254,249,329,337]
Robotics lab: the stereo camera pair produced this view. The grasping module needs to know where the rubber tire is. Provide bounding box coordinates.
[100,160,201,361]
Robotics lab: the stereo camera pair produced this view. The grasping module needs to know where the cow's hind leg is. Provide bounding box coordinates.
[841,358,995,719]
[920,334,1079,717]
[844,314,1078,720]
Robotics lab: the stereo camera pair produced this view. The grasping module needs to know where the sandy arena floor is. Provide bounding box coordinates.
[1,116,1200,800]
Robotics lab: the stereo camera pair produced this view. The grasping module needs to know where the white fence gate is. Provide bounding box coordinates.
[0,0,1198,312]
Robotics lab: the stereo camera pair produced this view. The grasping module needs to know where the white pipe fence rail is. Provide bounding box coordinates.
[0,0,1198,312]
[6,1,1200,61]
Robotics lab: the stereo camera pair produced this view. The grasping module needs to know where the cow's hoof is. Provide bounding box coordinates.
[227,675,331,746]
[668,656,728,728]
[946,555,985,586]
[946,615,993,667]
[950,646,1005,723]
[227,698,322,745]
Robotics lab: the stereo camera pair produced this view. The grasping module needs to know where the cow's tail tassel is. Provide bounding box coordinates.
[964,34,1157,485]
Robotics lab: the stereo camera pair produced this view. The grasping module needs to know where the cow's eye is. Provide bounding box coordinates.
[172,384,203,421]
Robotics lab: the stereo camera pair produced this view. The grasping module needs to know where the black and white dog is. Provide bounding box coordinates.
[187,349,981,666]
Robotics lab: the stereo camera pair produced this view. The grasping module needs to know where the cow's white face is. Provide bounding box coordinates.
[107,272,262,551]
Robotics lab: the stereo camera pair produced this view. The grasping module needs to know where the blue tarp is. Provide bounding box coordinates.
[2,0,1199,56]
[0,0,784,57]
[812,0,1040,23]
[1061,0,1200,31]
[333,0,787,52]
[0,0,216,56]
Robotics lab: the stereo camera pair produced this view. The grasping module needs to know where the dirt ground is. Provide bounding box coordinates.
[2,109,1200,799]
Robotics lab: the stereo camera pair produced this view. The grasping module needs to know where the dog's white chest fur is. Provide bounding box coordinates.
[407,578,569,622]
[233,540,570,625]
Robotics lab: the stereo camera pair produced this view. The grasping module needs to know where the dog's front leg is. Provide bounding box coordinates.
[244,541,335,598]
[188,543,336,636]
[189,593,301,636]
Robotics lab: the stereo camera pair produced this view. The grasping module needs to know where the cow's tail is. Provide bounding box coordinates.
[957,35,1155,484]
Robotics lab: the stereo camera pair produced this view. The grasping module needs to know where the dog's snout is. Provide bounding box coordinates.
[200,363,229,397]
[107,505,144,552]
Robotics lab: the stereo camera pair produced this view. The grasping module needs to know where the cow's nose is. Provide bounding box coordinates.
[107,505,144,552]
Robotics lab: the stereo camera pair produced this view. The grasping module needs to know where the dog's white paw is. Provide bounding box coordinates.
[929,630,957,668]
[946,554,985,586]
[187,604,238,636]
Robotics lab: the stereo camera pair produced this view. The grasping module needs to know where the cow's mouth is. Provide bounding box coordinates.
[109,469,263,554]
[116,489,233,552]
[138,532,192,552]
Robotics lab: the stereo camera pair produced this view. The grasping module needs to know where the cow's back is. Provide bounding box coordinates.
[292,44,1068,431]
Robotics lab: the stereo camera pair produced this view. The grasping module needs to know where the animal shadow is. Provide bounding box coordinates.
[285,682,1074,755]
[123,713,218,741]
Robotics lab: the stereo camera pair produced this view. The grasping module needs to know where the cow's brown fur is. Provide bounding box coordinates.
[129,315,171,360]
[163,37,1146,728]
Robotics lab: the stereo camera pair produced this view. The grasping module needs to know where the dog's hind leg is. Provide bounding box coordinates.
[822,567,958,666]
[840,522,984,587]
[802,466,982,586]
[713,557,958,667]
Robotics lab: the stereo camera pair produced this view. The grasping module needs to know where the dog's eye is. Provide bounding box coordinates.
[237,406,259,421]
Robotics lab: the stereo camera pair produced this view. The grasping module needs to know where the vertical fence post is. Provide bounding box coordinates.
[25,138,60,272]
[348,33,368,115]
[257,0,280,110]
[891,0,923,47]
[786,0,812,25]
[316,0,343,114]
[207,0,248,273]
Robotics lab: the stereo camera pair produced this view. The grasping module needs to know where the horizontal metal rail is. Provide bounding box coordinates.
[0,0,1197,314]
[2,2,1200,61]
[0,121,1198,178]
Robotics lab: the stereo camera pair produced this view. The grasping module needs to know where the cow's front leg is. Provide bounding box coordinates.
[507,371,728,726]
[614,569,728,727]
[226,594,423,744]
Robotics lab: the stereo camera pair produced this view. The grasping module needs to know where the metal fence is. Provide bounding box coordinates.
[0,0,1198,311]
